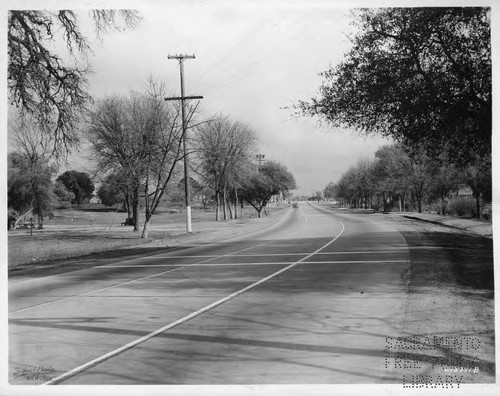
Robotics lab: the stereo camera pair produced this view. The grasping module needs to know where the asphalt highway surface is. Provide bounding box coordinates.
[8,202,491,385]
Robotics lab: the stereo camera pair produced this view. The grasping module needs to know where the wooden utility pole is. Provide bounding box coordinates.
[165,54,203,233]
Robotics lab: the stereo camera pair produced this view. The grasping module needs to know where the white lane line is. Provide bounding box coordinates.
[42,221,346,385]
[97,260,407,268]
[134,250,411,259]
[9,231,297,315]
[9,266,185,315]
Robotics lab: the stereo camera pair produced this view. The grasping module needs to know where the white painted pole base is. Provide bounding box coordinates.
[186,205,192,233]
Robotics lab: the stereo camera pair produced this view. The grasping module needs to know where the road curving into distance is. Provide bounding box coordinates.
[10,201,489,385]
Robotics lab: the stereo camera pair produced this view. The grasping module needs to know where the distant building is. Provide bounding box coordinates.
[89,196,102,204]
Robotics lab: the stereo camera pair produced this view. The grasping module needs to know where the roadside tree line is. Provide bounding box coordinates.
[86,79,296,238]
[324,143,491,218]
[8,77,296,236]
[297,7,491,218]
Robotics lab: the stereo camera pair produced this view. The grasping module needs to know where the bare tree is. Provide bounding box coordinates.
[140,79,195,238]
[193,115,257,221]
[87,78,192,237]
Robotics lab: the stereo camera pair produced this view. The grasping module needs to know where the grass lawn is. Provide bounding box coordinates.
[8,203,288,272]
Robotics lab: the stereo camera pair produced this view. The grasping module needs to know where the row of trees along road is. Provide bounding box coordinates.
[297,7,491,217]
[192,115,296,221]
[323,143,491,218]
[87,84,296,237]
[8,10,297,237]
[8,76,297,237]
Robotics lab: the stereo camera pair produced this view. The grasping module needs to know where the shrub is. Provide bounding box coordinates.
[447,196,477,218]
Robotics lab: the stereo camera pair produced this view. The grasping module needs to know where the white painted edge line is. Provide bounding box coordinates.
[10,207,295,288]
[9,230,292,315]
[9,265,187,314]
[134,250,411,259]
[98,260,408,268]
[42,221,346,385]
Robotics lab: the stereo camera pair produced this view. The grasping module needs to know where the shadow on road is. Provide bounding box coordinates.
[400,231,494,293]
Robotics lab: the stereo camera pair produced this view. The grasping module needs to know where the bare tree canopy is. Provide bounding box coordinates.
[297,7,491,164]
[8,9,142,155]
[87,78,186,237]
[193,115,257,221]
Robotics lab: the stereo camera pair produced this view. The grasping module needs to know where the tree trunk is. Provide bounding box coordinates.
[132,187,140,231]
[37,212,44,229]
[215,191,220,221]
[222,188,227,220]
[441,192,447,216]
[234,188,238,219]
[475,194,481,219]
[123,194,132,218]
[227,197,233,219]
[141,216,151,239]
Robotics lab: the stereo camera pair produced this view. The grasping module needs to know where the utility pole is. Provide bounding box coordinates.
[165,54,203,233]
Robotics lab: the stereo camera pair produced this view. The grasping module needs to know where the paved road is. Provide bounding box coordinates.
[8,202,488,385]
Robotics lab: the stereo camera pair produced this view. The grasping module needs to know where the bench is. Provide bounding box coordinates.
[121,218,134,226]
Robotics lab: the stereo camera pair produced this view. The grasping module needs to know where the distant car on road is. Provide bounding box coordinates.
[292,203,299,208]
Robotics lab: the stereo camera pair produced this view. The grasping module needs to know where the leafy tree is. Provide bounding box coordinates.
[323,182,337,200]
[297,7,491,164]
[395,148,435,214]
[8,152,56,227]
[372,145,409,211]
[427,152,462,215]
[241,161,296,218]
[8,10,141,154]
[312,191,323,203]
[8,118,57,227]
[461,155,492,218]
[325,143,470,214]
[56,170,95,205]
[53,181,75,203]
[97,176,125,208]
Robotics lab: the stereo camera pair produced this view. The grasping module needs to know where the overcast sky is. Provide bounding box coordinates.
[7,0,495,197]
[46,0,393,196]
